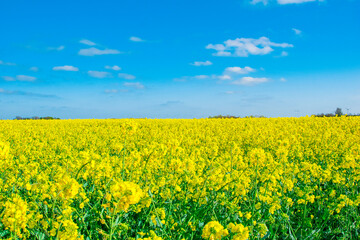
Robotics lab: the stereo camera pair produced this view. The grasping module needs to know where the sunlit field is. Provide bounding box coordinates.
[1,117,360,239]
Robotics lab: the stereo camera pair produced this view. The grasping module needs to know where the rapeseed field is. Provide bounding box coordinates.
[0,117,359,239]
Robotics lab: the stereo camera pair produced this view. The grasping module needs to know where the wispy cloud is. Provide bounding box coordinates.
[280,51,289,57]
[118,73,136,80]
[231,77,269,86]
[80,39,96,46]
[250,0,269,5]
[173,75,211,82]
[206,37,293,57]
[88,71,112,78]
[5,75,37,82]
[251,0,320,4]
[0,60,16,66]
[105,65,121,71]
[292,28,302,35]
[78,47,121,56]
[129,36,145,42]
[104,89,129,94]
[190,60,213,66]
[53,65,79,71]
[194,75,209,79]
[2,76,15,81]
[48,45,65,51]
[29,67,39,72]
[124,82,145,89]
[278,0,319,4]
[0,88,57,98]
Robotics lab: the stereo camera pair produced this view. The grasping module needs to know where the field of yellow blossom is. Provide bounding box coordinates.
[1,117,360,239]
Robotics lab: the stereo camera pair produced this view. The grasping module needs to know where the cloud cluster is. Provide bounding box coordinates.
[216,66,268,86]
[105,65,121,71]
[225,66,256,74]
[175,65,268,86]
[206,37,293,57]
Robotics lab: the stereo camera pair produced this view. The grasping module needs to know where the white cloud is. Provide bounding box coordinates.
[225,91,236,94]
[118,73,136,80]
[231,77,269,86]
[16,75,37,82]
[29,67,39,72]
[105,65,121,71]
[78,47,121,56]
[218,75,232,80]
[190,60,213,66]
[278,0,318,4]
[130,36,145,42]
[53,65,79,71]
[88,71,112,78]
[124,82,144,89]
[206,37,293,57]
[0,60,16,66]
[292,28,302,35]
[225,66,256,75]
[80,39,96,46]
[48,46,65,51]
[217,66,256,81]
[2,76,15,81]
[280,77,287,82]
[250,0,269,4]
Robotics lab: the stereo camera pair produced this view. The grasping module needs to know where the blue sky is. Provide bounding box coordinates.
[0,0,359,119]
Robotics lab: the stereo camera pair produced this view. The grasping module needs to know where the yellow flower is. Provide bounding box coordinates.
[202,221,229,240]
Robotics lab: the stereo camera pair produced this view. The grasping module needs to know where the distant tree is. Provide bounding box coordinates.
[15,116,23,120]
[335,108,343,116]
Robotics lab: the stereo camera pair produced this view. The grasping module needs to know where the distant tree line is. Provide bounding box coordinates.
[14,116,60,120]
[209,108,360,119]
[313,108,360,117]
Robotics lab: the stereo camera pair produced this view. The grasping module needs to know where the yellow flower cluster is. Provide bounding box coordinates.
[0,116,359,239]
[1,195,31,238]
[202,221,229,240]
[109,180,144,212]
